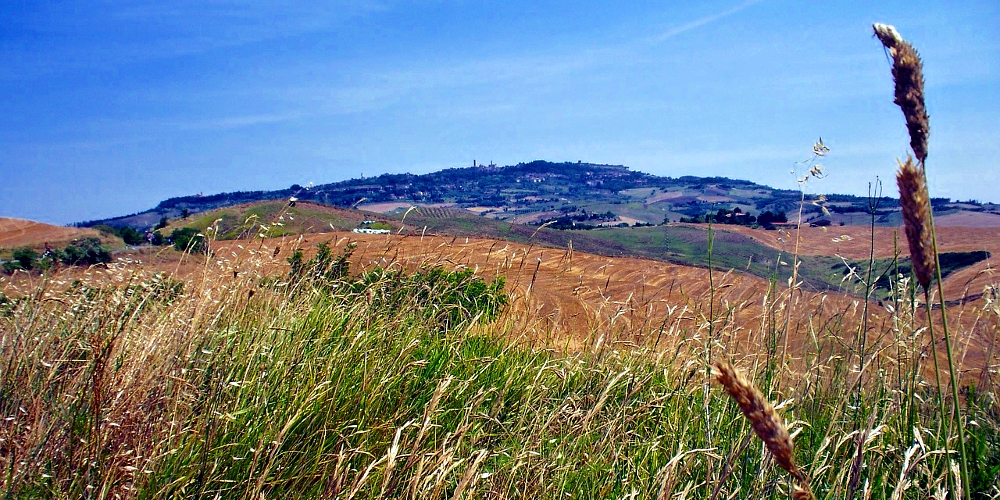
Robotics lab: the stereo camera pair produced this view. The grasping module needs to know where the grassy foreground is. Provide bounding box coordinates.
[0,239,998,499]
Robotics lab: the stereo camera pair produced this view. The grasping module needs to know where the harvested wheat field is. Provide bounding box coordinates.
[2,222,998,499]
[712,224,1000,260]
[0,217,103,250]
[4,10,1000,499]
[715,224,1000,303]
[197,231,995,378]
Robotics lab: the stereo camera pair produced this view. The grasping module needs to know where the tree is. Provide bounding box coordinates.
[757,210,788,229]
[715,208,729,223]
[119,226,146,245]
[150,230,165,246]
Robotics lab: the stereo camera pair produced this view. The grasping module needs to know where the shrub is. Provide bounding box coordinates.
[12,247,38,271]
[119,226,147,245]
[2,260,23,274]
[0,290,14,316]
[60,238,111,266]
[285,242,506,329]
[288,242,354,287]
[93,224,147,245]
[170,228,206,253]
[150,230,165,246]
[3,247,38,273]
[286,248,305,280]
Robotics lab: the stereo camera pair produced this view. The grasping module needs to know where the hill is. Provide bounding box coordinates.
[75,160,1000,231]
[159,200,397,239]
[0,217,105,253]
[157,201,994,301]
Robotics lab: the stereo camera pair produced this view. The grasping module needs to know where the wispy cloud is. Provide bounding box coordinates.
[257,1,767,118]
[0,1,389,80]
[221,46,621,118]
[174,112,305,131]
[648,0,763,43]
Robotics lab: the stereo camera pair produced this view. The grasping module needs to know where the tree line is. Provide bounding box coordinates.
[678,208,788,228]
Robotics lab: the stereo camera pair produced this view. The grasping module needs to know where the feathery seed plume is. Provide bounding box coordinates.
[793,486,814,500]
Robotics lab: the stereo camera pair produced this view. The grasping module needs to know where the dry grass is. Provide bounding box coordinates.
[896,155,936,289]
[876,21,974,498]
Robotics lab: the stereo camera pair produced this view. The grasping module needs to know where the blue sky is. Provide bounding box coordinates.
[1,0,997,225]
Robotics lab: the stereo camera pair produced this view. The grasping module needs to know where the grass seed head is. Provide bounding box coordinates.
[873,23,929,164]
[713,360,810,497]
[793,485,815,500]
[895,155,935,289]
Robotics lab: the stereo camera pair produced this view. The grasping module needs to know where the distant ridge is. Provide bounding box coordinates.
[76,160,1000,230]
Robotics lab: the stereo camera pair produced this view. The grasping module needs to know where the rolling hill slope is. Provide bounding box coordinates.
[0,218,105,252]
[160,200,994,301]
